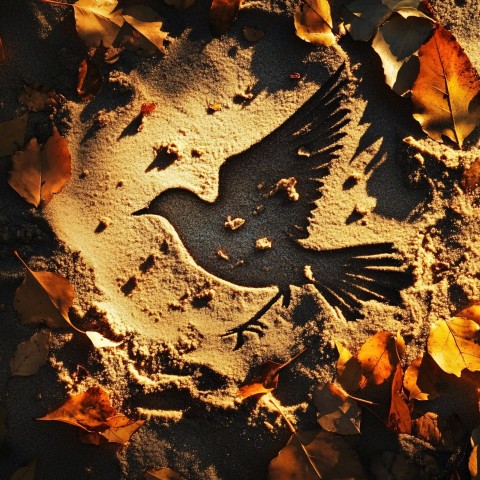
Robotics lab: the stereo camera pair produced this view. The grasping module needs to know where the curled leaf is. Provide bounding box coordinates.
[77,53,103,102]
[412,25,480,148]
[237,350,305,400]
[0,114,28,157]
[10,331,50,376]
[8,127,71,208]
[268,429,365,480]
[294,0,336,47]
[313,383,361,435]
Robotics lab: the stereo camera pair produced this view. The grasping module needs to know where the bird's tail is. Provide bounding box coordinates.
[305,243,412,320]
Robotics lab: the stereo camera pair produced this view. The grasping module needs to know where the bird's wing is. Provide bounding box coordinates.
[216,63,350,240]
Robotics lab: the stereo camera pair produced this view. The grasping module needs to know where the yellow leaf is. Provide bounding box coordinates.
[10,331,50,376]
[427,317,480,377]
[412,25,480,148]
[294,0,336,47]
[335,340,364,392]
[0,114,28,157]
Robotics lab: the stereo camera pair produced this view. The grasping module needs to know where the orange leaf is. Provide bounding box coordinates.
[236,349,305,400]
[357,331,405,387]
[268,429,365,480]
[8,126,71,208]
[209,0,243,37]
[387,363,411,434]
[145,467,184,479]
[403,354,442,401]
[37,386,143,444]
[412,25,480,148]
[294,0,336,47]
[335,340,364,392]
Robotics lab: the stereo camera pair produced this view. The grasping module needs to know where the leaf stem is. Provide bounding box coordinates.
[39,0,74,7]
[268,396,323,480]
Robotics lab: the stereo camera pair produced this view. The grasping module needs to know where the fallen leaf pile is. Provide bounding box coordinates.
[37,386,143,445]
[293,0,480,148]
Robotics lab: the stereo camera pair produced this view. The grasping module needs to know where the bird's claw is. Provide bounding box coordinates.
[222,319,268,350]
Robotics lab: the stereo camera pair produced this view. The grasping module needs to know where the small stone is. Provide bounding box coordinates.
[255,237,272,250]
[225,216,245,230]
[270,177,299,201]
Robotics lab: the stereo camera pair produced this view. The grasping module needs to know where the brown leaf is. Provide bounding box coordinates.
[119,6,168,56]
[313,383,361,435]
[294,0,336,47]
[403,354,442,401]
[8,126,71,208]
[10,331,50,376]
[10,459,37,480]
[37,386,143,444]
[237,350,305,400]
[209,0,243,37]
[387,363,411,434]
[14,251,74,329]
[412,25,480,148]
[412,412,466,451]
[427,317,480,377]
[18,83,59,112]
[41,0,124,48]
[268,429,365,480]
[145,467,184,479]
[357,331,405,387]
[462,158,480,193]
[77,52,103,102]
[13,251,121,349]
[335,340,364,392]
[0,113,29,157]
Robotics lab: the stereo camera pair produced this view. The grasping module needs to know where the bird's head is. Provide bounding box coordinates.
[135,187,204,224]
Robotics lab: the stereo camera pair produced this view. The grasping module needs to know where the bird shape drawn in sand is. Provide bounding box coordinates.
[136,65,412,349]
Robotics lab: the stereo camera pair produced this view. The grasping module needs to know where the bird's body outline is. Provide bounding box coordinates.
[136,65,411,349]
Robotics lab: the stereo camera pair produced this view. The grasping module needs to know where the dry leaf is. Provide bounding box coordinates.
[357,331,405,387]
[462,158,480,193]
[268,429,365,480]
[8,127,71,208]
[427,317,480,377]
[10,331,50,376]
[10,459,37,480]
[0,114,28,157]
[456,303,480,324]
[14,251,121,349]
[372,9,433,96]
[470,425,480,480]
[294,0,336,47]
[14,251,74,329]
[41,0,124,48]
[412,412,465,451]
[145,467,184,479]
[163,0,195,9]
[403,354,442,401]
[335,340,364,392]
[237,350,305,400]
[38,386,143,444]
[412,25,480,148]
[120,6,168,56]
[243,26,265,43]
[313,383,361,435]
[387,363,411,434]
[18,83,59,112]
[209,0,243,37]
[77,51,103,102]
